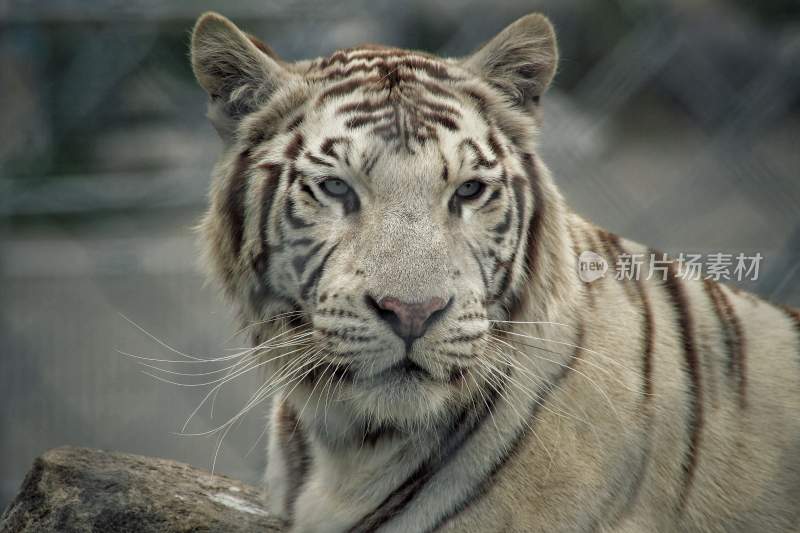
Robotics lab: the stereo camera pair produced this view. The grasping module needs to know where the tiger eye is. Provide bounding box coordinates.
[455,180,485,200]
[320,177,351,197]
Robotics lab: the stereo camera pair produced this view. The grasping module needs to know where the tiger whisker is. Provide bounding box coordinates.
[493,327,643,377]
[142,342,311,390]
[180,344,315,433]
[483,344,592,427]
[134,338,312,379]
[489,334,623,425]
[229,310,309,340]
[179,349,324,438]
[488,320,572,327]
[491,333,642,395]
[472,360,554,464]
[485,341,603,442]
[118,325,313,366]
[209,353,318,473]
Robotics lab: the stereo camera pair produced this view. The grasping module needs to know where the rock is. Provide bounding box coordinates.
[0,447,285,533]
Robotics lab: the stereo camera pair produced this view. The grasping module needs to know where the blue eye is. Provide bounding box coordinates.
[455,180,485,200]
[320,177,351,197]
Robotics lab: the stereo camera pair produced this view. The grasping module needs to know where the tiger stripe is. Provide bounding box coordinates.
[348,373,507,533]
[598,230,655,520]
[703,279,747,408]
[661,257,704,509]
[429,324,586,532]
[284,196,313,229]
[507,154,542,319]
[256,162,283,254]
[781,305,800,339]
[460,138,498,169]
[275,404,311,525]
[223,149,251,260]
[284,132,305,161]
[300,244,338,302]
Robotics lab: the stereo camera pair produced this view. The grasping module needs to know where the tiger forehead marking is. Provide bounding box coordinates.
[312,52,463,149]
[192,11,800,533]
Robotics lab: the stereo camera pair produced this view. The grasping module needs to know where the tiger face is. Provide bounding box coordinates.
[192,13,560,430]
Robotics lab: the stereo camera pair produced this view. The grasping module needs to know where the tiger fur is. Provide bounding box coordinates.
[190,11,800,533]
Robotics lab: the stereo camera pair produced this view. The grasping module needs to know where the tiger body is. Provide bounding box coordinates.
[190,12,800,532]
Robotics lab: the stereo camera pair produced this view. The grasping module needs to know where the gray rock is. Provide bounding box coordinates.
[0,447,286,532]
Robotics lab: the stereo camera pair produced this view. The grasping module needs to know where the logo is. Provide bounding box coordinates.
[577,251,608,283]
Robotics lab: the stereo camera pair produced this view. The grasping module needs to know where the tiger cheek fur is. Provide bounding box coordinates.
[191,11,800,533]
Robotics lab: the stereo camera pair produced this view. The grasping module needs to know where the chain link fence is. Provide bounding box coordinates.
[1,0,799,508]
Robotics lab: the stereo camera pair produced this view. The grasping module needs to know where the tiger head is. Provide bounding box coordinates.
[191,13,575,434]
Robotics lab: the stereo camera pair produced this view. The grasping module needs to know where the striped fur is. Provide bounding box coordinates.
[191,12,800,532]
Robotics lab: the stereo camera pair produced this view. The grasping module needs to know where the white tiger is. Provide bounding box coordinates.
[190,11,800,532]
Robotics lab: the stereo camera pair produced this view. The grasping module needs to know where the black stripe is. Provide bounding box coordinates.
[442,332,485,344]
[428,325,586,532]
[292,240,326,276]
[316,76,381,107]
[487,131,504,159]
[390,58,459,81]
[257,163,283,255]
[284,132,305,161]
[320,62,382,81]
[601,231,655,522]
[285,196,314,229]
[607,233,654,398]
[783,305,800,336]
[507,156,541,318]
[340,190,361,215]
[316,327,371,343]
[417,97,462,118]
[362,148,381,176]
[661,258,703,509]
[419,111,459,132]
[299,181,323,204]
[704,280,747,408]
[462,87,522,147]
[460,138,497,169]
[286,113,305,132]
[481,189,502,213]
[345,111,394,129]
[348,368,510,533]
[337,100,392,115]
[305,152,334,168]
[279,404,311,525]
[321,137,352,167]
[287,164,302,186]
[301,244,339,302]
[468,244,490,289]
[224,149,251,259]
[250,162,283,305]
[491,205,512,234]
[494,177,528,306]
[782,305,800,366]
[463,88,490,122]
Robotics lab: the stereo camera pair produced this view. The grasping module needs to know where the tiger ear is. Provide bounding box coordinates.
[462,13,558,108]
[191,12,291,140]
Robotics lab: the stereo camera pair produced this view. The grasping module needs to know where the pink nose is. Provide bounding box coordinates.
[368,296,449,343]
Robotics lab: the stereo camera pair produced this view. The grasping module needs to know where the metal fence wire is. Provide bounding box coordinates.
[1,0,798,509]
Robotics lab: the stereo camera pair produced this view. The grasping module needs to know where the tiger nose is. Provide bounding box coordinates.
[367,295,450,344]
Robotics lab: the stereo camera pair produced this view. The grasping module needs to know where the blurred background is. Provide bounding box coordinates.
[1,0,799,510]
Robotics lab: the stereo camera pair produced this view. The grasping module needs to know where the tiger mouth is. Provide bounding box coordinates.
[372,358,432,382]
[300,358,438,388]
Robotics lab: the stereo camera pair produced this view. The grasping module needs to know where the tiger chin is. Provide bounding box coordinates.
[189,11,800,533]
